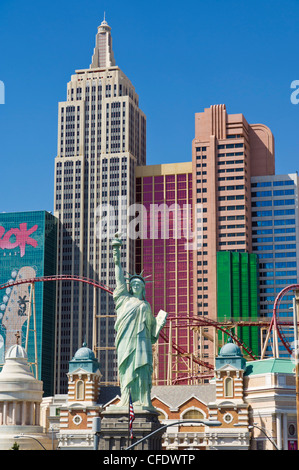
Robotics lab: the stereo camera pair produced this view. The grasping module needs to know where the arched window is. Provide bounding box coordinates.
[224,377,233,397]
[182,409,205,420]
[157,409,168,420]
[76,380,85,400]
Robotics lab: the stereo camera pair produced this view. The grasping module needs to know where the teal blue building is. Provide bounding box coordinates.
[0,211,57,396]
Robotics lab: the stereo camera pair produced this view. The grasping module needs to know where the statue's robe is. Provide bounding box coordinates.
[113,281,161,407]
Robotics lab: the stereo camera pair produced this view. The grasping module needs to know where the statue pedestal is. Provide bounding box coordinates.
[98,406,164,450]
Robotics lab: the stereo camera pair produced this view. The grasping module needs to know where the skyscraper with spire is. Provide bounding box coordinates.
[54,18,146,393]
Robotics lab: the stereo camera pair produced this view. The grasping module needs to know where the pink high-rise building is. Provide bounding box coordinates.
[192,104,275,367]
[135,105,275,384]
[135,162,194,385]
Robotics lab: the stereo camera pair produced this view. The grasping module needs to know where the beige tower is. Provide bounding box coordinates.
[90,18,116,69]
[54,18,146,393]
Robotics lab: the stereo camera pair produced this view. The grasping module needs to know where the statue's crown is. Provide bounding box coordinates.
[125,270,152,285]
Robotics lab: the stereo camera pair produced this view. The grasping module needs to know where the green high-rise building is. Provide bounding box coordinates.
[0,211,57,396]
[216,251,259,357]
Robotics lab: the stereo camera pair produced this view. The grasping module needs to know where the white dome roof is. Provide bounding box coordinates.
[0,344,43,401]
[5,344,28,360]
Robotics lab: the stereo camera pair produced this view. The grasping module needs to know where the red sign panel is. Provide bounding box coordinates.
[0,223,38,257]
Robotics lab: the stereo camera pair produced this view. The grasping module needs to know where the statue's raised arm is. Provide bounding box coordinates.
[112,233,126,290]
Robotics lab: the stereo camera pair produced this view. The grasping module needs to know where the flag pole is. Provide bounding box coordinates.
[128,390,130,448]
[128,390,135,448]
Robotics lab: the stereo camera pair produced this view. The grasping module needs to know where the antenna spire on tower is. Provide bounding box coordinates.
[90,14,115,68]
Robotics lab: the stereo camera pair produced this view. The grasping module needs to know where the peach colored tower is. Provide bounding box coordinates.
[192,104,275,369]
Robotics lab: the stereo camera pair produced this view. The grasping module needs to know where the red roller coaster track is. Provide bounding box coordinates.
[265,283,299,355]
[0,275,296,372]
[0,274,113,295]
[0,275,257,363]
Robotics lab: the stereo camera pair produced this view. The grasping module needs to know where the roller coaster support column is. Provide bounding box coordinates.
[167,319,173,385]
[92,285,97,354]
[293,289,299,448]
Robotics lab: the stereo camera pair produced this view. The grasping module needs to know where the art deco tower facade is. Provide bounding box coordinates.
[54,19,146,393]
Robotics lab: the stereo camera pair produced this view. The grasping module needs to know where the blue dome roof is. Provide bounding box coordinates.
[73,342,95,361]
[68,342,100,375]
[215,338,246,371]
[220,339,242,357]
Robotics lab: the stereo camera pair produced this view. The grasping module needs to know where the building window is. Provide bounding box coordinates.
[288,423,296,437]
[224,377,233,397]
[223,413,233,424]
[76,380,84,400]
[182,409,205,420]
[256,440,265,450]
[73,414,83,426]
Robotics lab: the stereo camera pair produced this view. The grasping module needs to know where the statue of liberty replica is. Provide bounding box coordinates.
[99,234,168,450]
[112,233,168,411]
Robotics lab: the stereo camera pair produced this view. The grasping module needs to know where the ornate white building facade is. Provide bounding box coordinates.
[0,343,52,450]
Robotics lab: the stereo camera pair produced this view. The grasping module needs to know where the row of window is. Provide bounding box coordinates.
[253,227,295,235]
[218,159,244,165]
[259,271,297,277]
[253,219,296,227]
[257,252,296,259]
[218,205,245,211]
[218,167,245,173]
[251,180,294,187]
[218,176,245,181]
[219,240,245,246]
[260,278,297,285]
[219,195,245,201]
[253,236,296,243]
[219,185,244,191]
[218,215,245,221]
[219,224,245,229]
[252,199,295,207]
[218,152,244,158]
[218,143,244,149]
[252,189,295,197]
[219,232,245,238]
[254,244,296,251]
[259,262,297,269]
[252,209,295,217]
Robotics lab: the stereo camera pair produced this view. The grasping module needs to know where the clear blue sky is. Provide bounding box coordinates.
[1,0,299,213]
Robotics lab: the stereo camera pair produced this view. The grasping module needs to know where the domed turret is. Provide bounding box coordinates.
[73,342,96,361]
[68,342,101,374]
[219,339,242,357]
[0,339,46,450]
[0,342,35,381]
[5,343,28,360]
[58,343,102,449]
[215,337,246,370]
